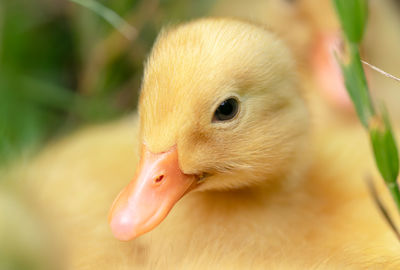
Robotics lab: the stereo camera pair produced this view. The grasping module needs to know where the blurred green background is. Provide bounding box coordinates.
[0,0,214,167]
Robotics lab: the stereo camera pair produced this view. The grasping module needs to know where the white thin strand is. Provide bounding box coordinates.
[362,60,400,83]
[70,0,137,40]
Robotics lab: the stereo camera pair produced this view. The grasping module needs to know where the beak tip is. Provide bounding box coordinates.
[108,145,196,240]
[109,210,140,241]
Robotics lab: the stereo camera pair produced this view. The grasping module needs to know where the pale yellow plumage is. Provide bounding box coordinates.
[2,18,400,269]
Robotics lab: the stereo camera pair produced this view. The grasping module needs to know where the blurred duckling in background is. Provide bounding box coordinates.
[2,18,400,269]
[212,0,400,120]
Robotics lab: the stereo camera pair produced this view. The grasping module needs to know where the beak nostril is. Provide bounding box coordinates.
[154,175,164,184]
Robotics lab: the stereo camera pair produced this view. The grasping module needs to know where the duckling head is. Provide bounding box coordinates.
[109,18,310,241]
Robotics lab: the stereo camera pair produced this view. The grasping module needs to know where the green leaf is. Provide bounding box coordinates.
[369,113,399,184]
[339,44,375,128]
[333,0,368,43]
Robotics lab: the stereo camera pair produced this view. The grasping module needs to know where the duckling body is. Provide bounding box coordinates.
[23,113,400,269]
[9,18,400,269]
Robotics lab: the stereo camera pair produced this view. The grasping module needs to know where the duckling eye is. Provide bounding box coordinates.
[213,98,239,122]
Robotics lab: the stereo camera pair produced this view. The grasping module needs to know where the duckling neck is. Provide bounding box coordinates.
[186,131,314,218]
[193,153,312,211]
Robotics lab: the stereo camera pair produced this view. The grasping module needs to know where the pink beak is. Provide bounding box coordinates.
[109,145,197,241]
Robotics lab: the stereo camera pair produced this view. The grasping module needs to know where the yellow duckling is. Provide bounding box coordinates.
[8,18,400,269]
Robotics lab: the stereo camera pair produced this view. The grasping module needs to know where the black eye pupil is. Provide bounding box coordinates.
[213,98,239,122]
[219,100,233,115]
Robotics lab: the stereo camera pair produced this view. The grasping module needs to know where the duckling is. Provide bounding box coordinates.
[10,18,400,269]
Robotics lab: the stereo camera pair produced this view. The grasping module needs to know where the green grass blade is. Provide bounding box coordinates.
[333,0,368,43]
[333,0,400,213]
[340,43,375,127]
[369,113,400,185]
